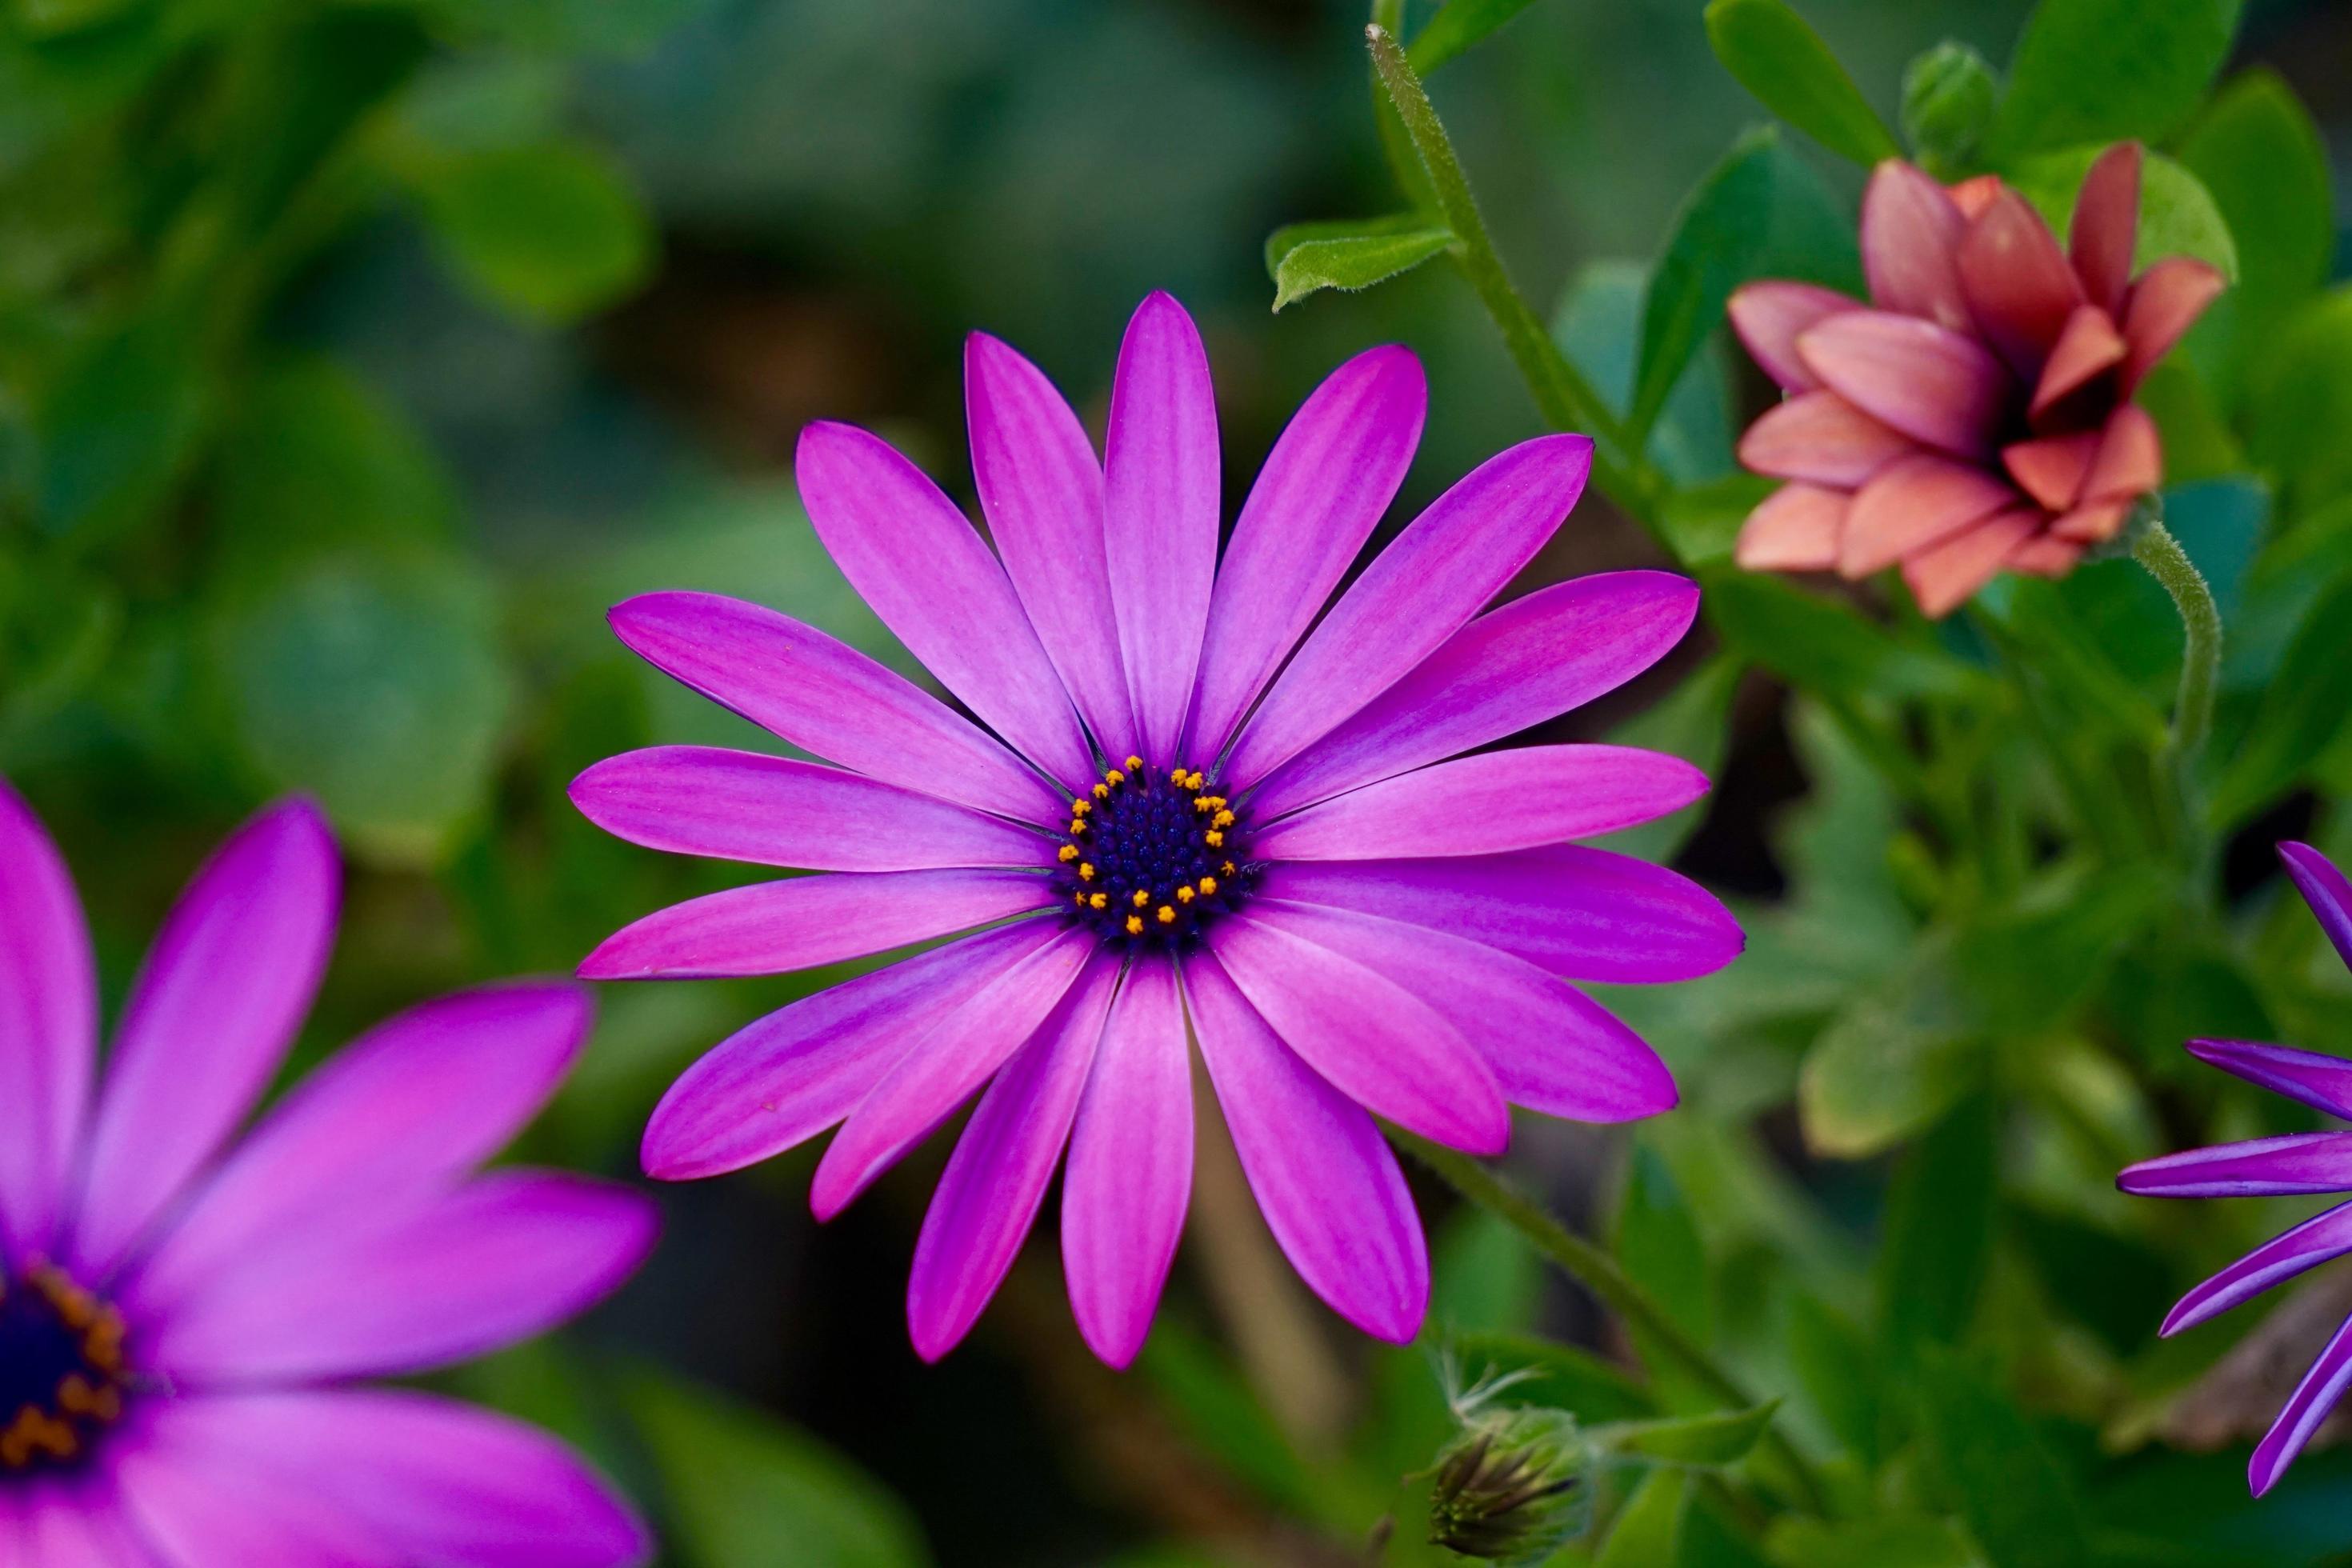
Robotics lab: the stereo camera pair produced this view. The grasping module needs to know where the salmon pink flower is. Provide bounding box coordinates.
[2119,843,2352,1498]
[574,291,1742,1367]
[1728,142,2223,615]
[0,783,654,1565]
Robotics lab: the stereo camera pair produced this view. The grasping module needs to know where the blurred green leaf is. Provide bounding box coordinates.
[1767,1517,1981,1568]
[1432,1206,1542,1335]
[2135,361,2243,484]
[1443,1332,1656,1426]
[2177,70,2334,378]
[2226,494,2352,691]
[2008,1203,2171,1355]
[1800,952,1978,1159]
[630,1372,931,1568]
[14,0,138,37]
[1987,0,2237,160]
[2210,564,2352,826]
[2010,148,2238,282]
[1878,1094,1998,1357]
[1702,569,1970,702]
[1602,1401,1779,1467]
[2247,286,2352,513]
[1782,1292,1878,1466]
[1631,126,1858,443]
[1917,1350,2091,1568]
[1406,0,1542,75]
[1554,260,1736,488]
[1263,214,1453,311]
[33,313,207,541]
[1953,866,2171,1034]
[1601,654,1742,863]
[1703,0,1899,166]
[0,562,119,754]
[1617,1142,1712,1345]
[1902,42,1999,173]
[410,140,654,322]
[1598,1466,1689,1568]
[1136,1318,1332,1522]
[1658,476,1774,566]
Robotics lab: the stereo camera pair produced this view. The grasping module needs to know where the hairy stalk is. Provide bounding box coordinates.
[1364,25,1659,515]
[1390,1129,1830,1517]
[2130,516,2221,782]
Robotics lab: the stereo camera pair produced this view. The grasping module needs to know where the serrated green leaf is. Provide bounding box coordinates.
[1703,0,1898,165]
[1604,1401,1780,1467]
[410,140,654,322]
[1263,215,1453,310]
[1988,0,2238,159]
[1406,0,1544,75]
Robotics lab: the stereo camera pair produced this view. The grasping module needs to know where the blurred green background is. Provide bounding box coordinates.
[4,1,2350,1564]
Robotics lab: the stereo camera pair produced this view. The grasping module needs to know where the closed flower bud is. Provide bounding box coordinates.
[1901,41,1998,174]
[1426,1371,1588,1563]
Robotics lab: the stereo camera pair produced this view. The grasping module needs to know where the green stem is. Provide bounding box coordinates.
[1390,1129,1830,1517]
[1363,25,1659,515]
[2130,516,2221,783]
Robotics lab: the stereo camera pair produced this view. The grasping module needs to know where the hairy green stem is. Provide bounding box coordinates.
[1390,1129,1830,1517]
[1364,25,1658,514]
[2130,517,2221,781]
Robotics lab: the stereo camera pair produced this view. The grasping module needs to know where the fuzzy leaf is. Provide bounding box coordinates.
[1264,215,1454,310]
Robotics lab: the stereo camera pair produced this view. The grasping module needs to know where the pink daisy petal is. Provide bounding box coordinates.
[2002,432,2101,513]
[0,777,97,1266]
[1840,451,2018,578]
[1860,160,1972,330]
[1957,187,2086,376]
[1726,282,1855,391]
[2027,302,2127,422]
[1796,310,2011,458]
[1901,508,2042,618]
[2082,402,2163,503]
[1734,482,1848,572]
[1736,390,1915,488]
[2119,257,2226,392]
[2070,141,2142,315]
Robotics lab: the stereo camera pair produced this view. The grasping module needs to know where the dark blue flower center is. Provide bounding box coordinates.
[0,1262,131,1474]
[1051,757,1254,948]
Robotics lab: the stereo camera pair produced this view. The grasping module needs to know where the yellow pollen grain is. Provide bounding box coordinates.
[1078,862,1095,881]
[1157,906,1176,925]
[1198,876,1218,895]
[1176,886,1194,903]
[1105,768,1125,786]
[1089,893,1108,910]
[1213,810,1234,828]
[1132,890,1150,908]
[1194,797,1214,813]
[1069,818,1087,834]
[1092,783,1110,799]
[1070,798,1091,816]
[1126,914,1144,935]
[1222,860,1236,875]
[1204,830,1223,848]
[1058,845,1079,862]
[1126,755,1144,770]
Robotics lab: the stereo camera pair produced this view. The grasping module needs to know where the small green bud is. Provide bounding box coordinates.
[1426,1367,1589,1563]
[1901,41,1998,174]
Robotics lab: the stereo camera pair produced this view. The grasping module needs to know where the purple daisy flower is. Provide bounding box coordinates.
[2120,842,2352,1498]
[0,782,655,1565]
[575,291,1741,1367]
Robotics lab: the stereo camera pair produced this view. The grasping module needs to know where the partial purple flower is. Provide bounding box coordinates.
[0,783,654,1566]
[2119,842,2352,1497]
[577,291,1742,1368]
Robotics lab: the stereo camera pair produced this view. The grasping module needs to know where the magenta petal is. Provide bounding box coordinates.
[1102,293,1219,767]
[71,798,339,1279]
[967,331,1137,762]
[582,870,1050,979]
[2252,1311,2352,1497]
[2162,1200,2352,1339]
[1062,956,1193,1368]
[609,591,1064,825]
[1727,282,1856,391]
[642,921,1063,1180]
[1254,746,1709,862]
[1224,434,1594,790]
[1250,572,1698,820]
[0,778,96,1266]
[906,956,1117,1362]
[570,746,1047,872]
[0,1478,158,1568]
[1253,900,1675,1122]
[810,930,1098,1219]
[2281,842,2352,974]
[2117,1133,2352,1198]
[1186,950,1427,1343]
[1186,345,1426,758]
[121,982,592,1321]
[1859,160,1971,330]
[1207,912,1507,1155]
[1258,847,1742,984]
[131,1391,650,1568]
[145,1170,656,1385]
[2186,1038,2352,1122]
[115,1421,392,1568]
[796,420,1094,788]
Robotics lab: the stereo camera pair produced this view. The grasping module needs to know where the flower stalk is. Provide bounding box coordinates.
[2128,514,2222,782]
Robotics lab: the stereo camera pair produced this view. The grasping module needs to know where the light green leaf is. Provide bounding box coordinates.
[1799,954,1978,1159]
[1702,567,1971,702]
[1443,1332,1656,1425]
[1901,42,1999,174]
[2008,148,2238,282]
[1406,0,1543,75]
[1597,1467,1690,1568]
[630,1374,931,1568]
[1263,215,1454,311]
[1602,1401,1780,1467]
[2178,70,2334,378]
[410,141,654,322]
[1987,0,2238,159]
[34,314,208,542]
[1917,1350,2091,1568]
[1781,1293,1878,1466]
[1877,1095,1998,1358]
[1552,260,1736,486]
[1615,1143,1710,1346]
[1703,0,1899,166]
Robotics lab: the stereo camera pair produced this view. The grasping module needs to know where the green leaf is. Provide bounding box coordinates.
[2008,1202,2172,1355]
[1799,953,1978,1159]
[1917,1350,2091,1568]
[629,1373,931,1568]
[1553,260,1736,487]
[1766,1517,1980,1568]
[1659,475,1774,566]
[1630,125,1859,442]
[1432,1206,1542,1335]
[2177,70,2334,376]
[1600,654,1742,863]
[2009,148,2238,282]
[1781,1293,1879,1466]
[1443,1332,1657,1425]
[2247,286,2352,513]
[1987,0,2238,160]
[1877,1094,1998,1358]
[1702,566,1971,702]
[1603,1401,1780,1467]
[1951,865,2171,1034]
[1263,215,1454,311]
[1703,0,1899,165]
[1406,0,1543,75]
[1901,42,1999,173]
[1616,1143,1711,1343]
[1597,1467,1689,1568]
[33,313,208,541]
[410,141,654,322]
[2210,563,2352,826]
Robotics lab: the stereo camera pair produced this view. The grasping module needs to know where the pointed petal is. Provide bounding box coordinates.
[642,921,1062,1180]
[1797,311,2010,458]
[2121,258,2226,391]
[2027,303,2126,420]
[1901,508,2042,617]
[2009,534,2083,578]
[2082,402,2162,502]
[1840,451,2018,578]
[1734,482,1846,572]
[1726,282,1854,391]
[1947,174,2004,220]
[1186,950,1426,1343]
[1860,161,1971,330]
[2190,1037,2352,1126]
[1207,912,1507,1154]
[2252,1310,2352,1497]
[579,869,1051,979]
[72,799,338,1278]
[1102,293,1219,766]
[1062,956,1191,1367]
[966,331,1136,761]
[2162,1201,2352,1338]
[609,590,1062,826]
[1188,346,1426,758]
[796,420,1093,788]
[1250,571,1698,819]
[2053,500,2131,543]
[1737,390,1914,487]
[2118,1133,2352,1198]
[2282,842,2352,974]
[0,778,95,1265]
[1225,434,1593,790]
[2071,142,2142,314]
[570,746,1048,872]
[1958,188,2086,375]
[906,951,1117,1360]
[2002,431,2100,512]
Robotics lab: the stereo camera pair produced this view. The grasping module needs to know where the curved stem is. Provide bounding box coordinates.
[2130,516,2222,782]
[1389,1129,1830,1517]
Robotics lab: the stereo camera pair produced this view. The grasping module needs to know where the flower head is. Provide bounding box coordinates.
[576,291,1743,1366]
[0,784,654,1563]
[2118,842,2352,1497]
[1728,142,2224,615]
[1426,1366,1588,1562]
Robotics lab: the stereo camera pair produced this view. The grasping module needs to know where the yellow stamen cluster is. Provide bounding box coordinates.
[0,1262,131,1471]
[1053,757,1246,946]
